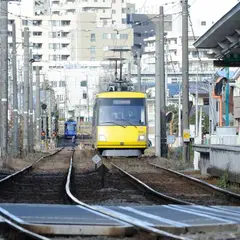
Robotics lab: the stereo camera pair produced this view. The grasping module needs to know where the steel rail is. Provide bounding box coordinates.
[65,152,191,240]
[111,163,191,205]
[0,215,50,240]
[0,148,63,184]
[0,148,63,239]
[149,163,240,201]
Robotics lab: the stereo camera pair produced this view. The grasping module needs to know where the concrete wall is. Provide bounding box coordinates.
[193,144,240,183]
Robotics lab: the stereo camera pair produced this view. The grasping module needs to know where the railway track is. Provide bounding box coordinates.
[109,160,240,206]
[1,150,240,239]
[0,149,189,239]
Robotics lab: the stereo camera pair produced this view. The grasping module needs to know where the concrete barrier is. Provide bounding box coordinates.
[193,144,240,183]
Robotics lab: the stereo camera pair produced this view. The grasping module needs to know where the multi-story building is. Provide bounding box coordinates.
[34,0,132,28]
[126,13,172,52]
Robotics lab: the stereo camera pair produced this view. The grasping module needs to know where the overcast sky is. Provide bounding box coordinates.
[131,0,239,22]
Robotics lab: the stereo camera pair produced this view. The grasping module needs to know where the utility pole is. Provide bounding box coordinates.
[195,70,198,138]
[23,27,30,154]
[128,60,131,82]
[0,0,9,157]
[12,22,18,156]
[178,81,182,146]
[48,90,52,136]
[29,49,34,152]
[86,75,89,122]
[182,0,190,162]
[165,39,168,103]
[35,66,41,150]
[159,6,167,158]
[137,50,141,92]
[155,7,161,157]
[155,6,167,157]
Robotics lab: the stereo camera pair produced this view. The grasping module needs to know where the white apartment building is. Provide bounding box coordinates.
[140,7,216,85]
[34,0,132,28]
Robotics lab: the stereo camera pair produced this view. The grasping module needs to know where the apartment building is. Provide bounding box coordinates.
[70,12,133,61]
[34,0,132,28]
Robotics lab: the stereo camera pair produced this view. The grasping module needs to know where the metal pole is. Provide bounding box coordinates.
[115,60,118,80]
[0,0,9,157]
[29,49,34,152]
[23,27,29,154]
[48,91,52,137]
[137,50,141,92]
[86,75,89,122]
[12,22,18,156]
[155,7,161,157]
[178,81,182,145]
[225,67,229,126]
[165,40,168,103]
[120,51,123,81]
[195,70,198,137]
[35,66,41,150]
[159,6,167,158]
[182,0,190,162]
[128,60,131,82]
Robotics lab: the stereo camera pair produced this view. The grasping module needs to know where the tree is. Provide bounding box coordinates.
[190,111,209,134]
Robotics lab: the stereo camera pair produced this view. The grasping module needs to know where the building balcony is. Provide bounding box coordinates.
[81,1,111,9]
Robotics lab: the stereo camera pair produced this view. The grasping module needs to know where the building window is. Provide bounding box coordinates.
[59,81,66,87]
[103,20,107,26]
[51,81,58,88]
[122,0,124,2]
[112,9,116,14]
[120,33,128,39]
[90,57,95,61]
[81,81,87,87]
[33,31,42,36]
[49,43,60,49]
[122,18,127,24]
[33,55,42,60]
[90,46,96,54]
[91,33,96,42]
[33,43,42,49]
[61,20,71,26]
[103,33,108,39]
[83,93,87,99]
[22,20,28,25]
[111,33,117,39]
[57,95,64,102]
[61,55,69,60]
[122,8,126,13]
[112,0,115,3]
[201,21,206,26]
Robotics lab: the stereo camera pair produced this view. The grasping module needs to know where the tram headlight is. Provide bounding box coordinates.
[98,135,106,141]
[138,135,145,141]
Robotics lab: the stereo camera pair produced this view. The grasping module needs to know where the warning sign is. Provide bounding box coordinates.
[183,129,190,142]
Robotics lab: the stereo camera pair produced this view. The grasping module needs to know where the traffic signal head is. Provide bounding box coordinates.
[214,77,228,96]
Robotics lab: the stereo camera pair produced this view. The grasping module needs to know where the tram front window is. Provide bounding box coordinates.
[98,98,146,126]
[66,124,76,131]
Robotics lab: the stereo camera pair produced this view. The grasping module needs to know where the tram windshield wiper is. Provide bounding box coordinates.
[119,119,137,128]
[102,121,126,128]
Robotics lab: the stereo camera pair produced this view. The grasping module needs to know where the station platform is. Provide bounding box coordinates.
[0,203,240,236]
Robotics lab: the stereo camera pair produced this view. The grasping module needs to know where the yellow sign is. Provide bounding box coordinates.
[183,129,190,142]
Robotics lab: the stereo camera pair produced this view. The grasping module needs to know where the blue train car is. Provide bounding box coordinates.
[64,119,77,138]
